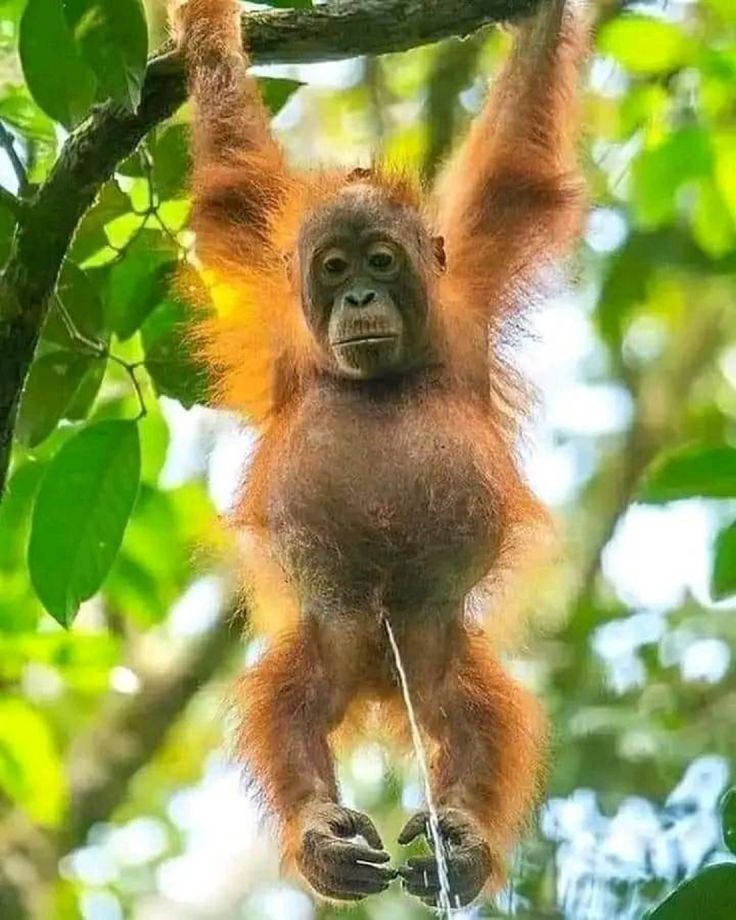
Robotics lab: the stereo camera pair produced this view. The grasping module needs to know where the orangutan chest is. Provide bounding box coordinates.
[265,392,501,613]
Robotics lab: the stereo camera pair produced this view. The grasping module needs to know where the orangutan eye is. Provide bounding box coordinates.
[367,244,399,278]
[321,250,350,283]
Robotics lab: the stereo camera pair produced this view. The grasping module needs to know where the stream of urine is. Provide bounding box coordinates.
[382,614,455,914]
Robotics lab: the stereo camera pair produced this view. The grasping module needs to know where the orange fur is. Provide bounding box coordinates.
[176,0,588,904]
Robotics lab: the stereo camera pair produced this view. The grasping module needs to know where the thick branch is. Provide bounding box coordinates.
[0,0,541,500]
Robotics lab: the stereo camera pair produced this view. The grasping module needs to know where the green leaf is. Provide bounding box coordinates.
[106,485,188,625]
[142,297,211,409]
[259,77,303,115]
[723,788,736,856]
[595,229,715,349]
[638,445,736,503]
[648,864,736,919]
[712,521,736,600]
[67,359,108,421]
[28,420,141,626]
[150,123,191,200]
[63,0,148,111]
[0,632,119,686]
[599,16,694,75]
[0,462,45,572]
[28,263,110,428]
[71,180,132,263]
[693,178,736,259]
[632,128,712,229]
[713,131,736,221]
[106,230,179,339]
[19,0,96,127]
[0,698,66,825]
[43,262,107,349]
[0,86,57,147]
[16,351,94,447]
[138,405,170,484]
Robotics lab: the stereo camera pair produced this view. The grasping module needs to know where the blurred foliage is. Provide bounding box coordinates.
[0,0,736,918]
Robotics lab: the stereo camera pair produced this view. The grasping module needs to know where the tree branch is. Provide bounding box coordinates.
[0,185,22,220]
[0,0,542,500]
[63,610,240,850]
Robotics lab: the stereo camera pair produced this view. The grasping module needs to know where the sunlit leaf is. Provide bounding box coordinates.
[0,698,66,825]
[71,180,132,263]
[617,84,669,140]
[638,445,736,503]
[19,0,96,127]
[599,16,694,75]
[0,86,57,147]
[704,0,736,25]
[693,178,736,258]
[0,631,119,686]
[63,0,148,111]
[137,406,171,485]
[713,131,736,220]
[156,199,191,231]
[28,420,141,626]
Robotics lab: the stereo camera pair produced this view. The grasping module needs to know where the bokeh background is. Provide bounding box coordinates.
[1,0,736,917]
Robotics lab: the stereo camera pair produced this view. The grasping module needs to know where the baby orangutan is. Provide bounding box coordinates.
[175,0,587,907]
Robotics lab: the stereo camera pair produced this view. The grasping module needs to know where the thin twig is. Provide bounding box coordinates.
[52,293,106,357]
[53,294,148,419]
[138,144,187,251]
[109,355,148,420]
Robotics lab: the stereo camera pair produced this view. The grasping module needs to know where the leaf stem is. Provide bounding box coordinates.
[53,294,148,420]
[109,355,148,420]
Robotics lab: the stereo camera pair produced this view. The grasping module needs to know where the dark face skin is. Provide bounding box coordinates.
[297,187,438,380]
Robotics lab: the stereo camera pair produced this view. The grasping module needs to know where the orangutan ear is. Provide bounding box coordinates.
[347,167,373,182]
[432,236,447,273]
